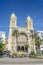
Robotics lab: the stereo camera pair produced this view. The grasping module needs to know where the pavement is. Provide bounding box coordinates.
[0,57,43,65]
[0,63,43,65]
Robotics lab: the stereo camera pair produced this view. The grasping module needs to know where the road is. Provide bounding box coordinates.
[0,57,43,65]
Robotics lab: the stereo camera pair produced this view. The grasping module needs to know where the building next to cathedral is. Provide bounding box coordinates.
[8,13,36,54]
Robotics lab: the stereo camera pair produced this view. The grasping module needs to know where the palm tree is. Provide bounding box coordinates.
[30,31,41,48]
[35,33,41,54]
[35,33,41,48]
[30,31,41,54]
[12,29,19,51]
[12,29,18,36]
[24,44,29,52]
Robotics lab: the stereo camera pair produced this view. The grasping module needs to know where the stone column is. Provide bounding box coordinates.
[8,28,12,51]
[8,36,11,50]
[33,38,36,54]
[27,34,31,54]
[12,36,17,52]
[31,37,36,54]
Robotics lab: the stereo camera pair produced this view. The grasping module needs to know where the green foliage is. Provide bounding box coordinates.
[0,41,5,52]
[30,30,35,39]
[12,29,18,36]
[29,50,36,58]
[30,50,35,55]
[24,44,29,48]
[35,33,41,48]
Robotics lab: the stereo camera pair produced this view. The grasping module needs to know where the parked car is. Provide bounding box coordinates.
[0,52,3,58]
[3,50,10,57]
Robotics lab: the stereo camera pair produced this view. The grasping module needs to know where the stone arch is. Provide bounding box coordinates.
[17,32,28,46]
[18,32,28,41]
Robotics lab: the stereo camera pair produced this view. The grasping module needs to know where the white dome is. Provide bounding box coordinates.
[10,13,16,19]
[27,16,31,20]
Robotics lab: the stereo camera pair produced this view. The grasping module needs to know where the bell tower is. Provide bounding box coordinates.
[8,13,17,50]
[10,13,17,28]
[26,16,33,30]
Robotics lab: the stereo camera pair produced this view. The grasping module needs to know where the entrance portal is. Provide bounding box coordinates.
[17,32,28,52]
[21,46,24,51]
[17,46,28,52]
[17,46,20,51]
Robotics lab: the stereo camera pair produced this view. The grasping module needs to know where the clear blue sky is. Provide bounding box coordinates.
[0,0,43,37]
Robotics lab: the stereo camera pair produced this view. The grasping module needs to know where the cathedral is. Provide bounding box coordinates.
[8,13,36,54]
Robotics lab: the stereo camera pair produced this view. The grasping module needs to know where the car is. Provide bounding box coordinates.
[3,50,10,57]
[0,52,3,58]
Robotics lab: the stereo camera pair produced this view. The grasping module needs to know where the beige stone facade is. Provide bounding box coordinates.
[8,13,36,54]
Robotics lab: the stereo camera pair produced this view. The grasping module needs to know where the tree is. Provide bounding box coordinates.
[0,41,5,52]
[30,31,41,54]
[30,30,35,39]
[12,29,19,51]
[30,31,41,48]
[12,29,18,36]
[35,33,41,48]
[35,33,41,54]
[24,44,29,52]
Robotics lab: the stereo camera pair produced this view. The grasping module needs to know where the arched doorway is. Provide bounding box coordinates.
[17,46,20,51]
[21,46,24,51]
[25,46,28,52]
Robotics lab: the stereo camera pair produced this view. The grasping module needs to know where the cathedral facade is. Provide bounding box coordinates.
[8,13,36,54]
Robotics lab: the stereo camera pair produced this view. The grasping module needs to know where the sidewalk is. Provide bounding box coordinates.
[0,57,43,64]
